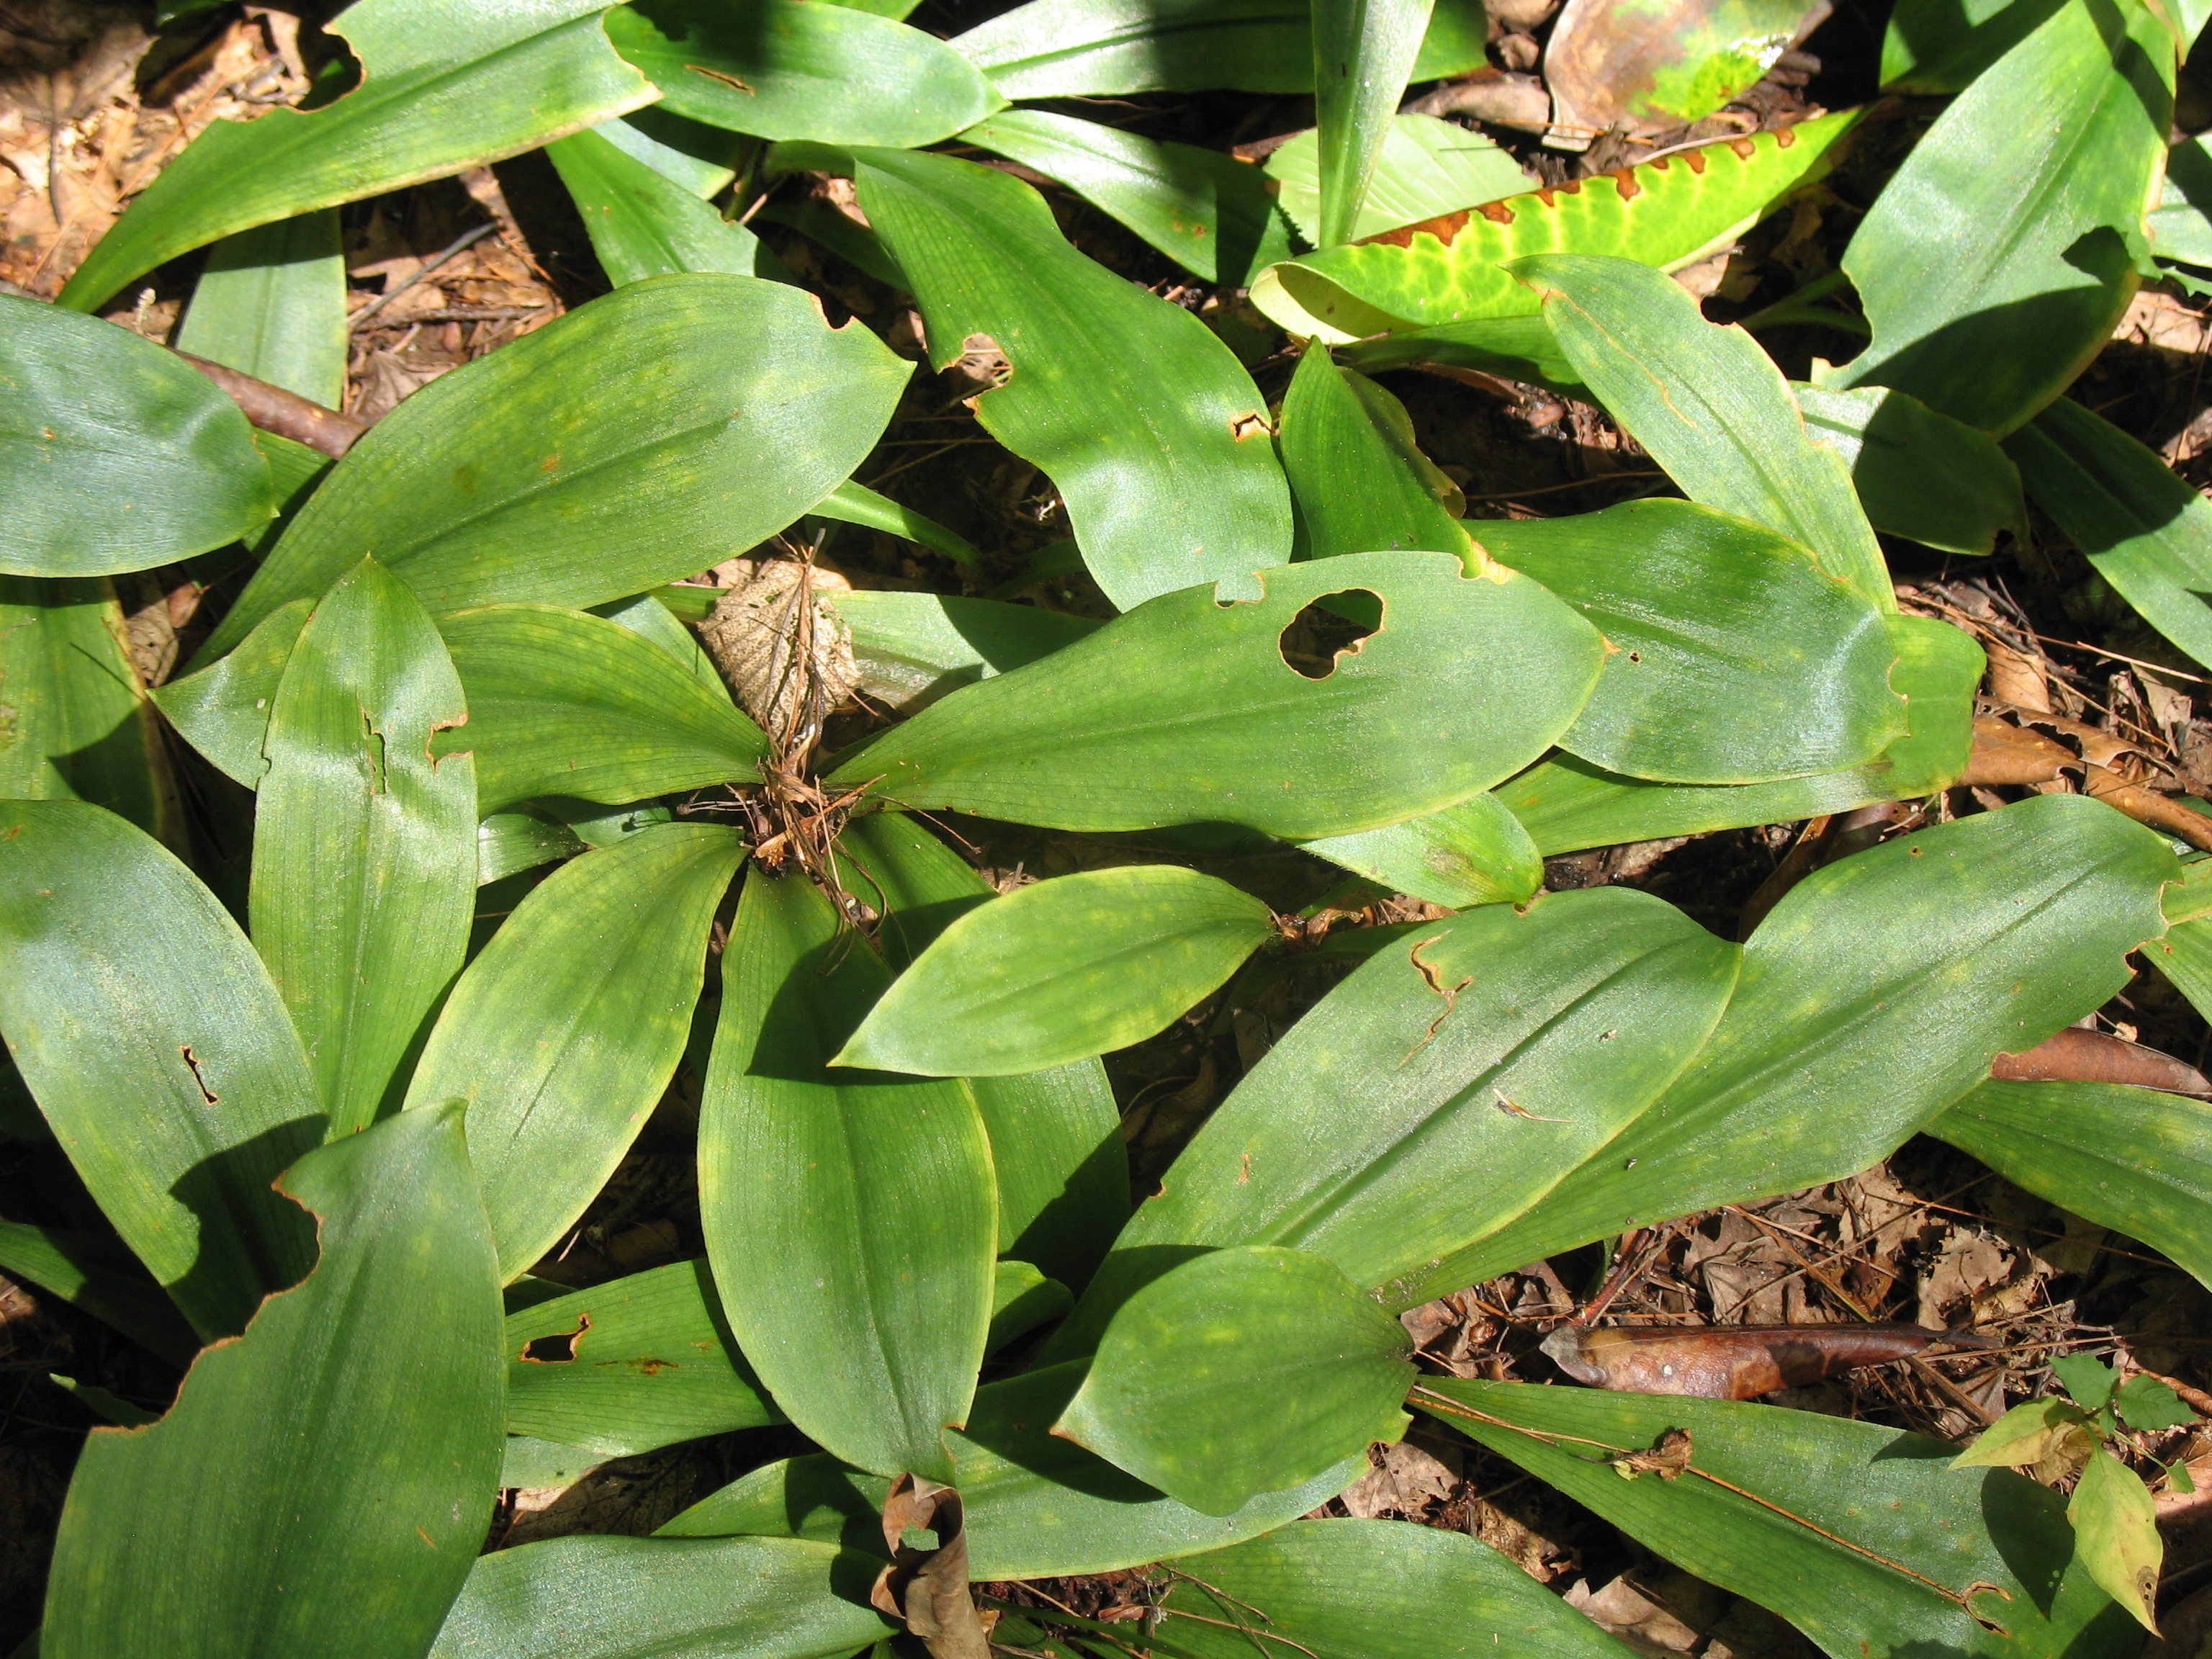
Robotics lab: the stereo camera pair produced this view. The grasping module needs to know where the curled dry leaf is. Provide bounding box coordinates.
[1961,711,2212,851]
[1990,1025,2211,1097]
[871,1474,993,1659]
[698,557,860,755]
[1542,1322,1992,1400]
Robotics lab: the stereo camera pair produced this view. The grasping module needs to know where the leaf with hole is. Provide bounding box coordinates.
[825,551,1606,839]
[838,865,1278,1076]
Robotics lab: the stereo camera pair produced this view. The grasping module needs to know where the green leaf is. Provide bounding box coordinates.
[0,577,175,839]
[1794,382,2027,557]
[1544,0,1824,134]
[1302,793,1542,907]
[1159,1519,1639,1658]
[1311,0,1433,248]
[2150,132,2212,269]
[251,557,476,1138]
[837,589,1099,711]
[950,0,1487,96]
[664,1367,1367,1575]
[405,824,742,1279]
[0,1222,200,1367]
[1500,613,1981,855]
[989,1260,1074,1352]
[1513,253,1891,610]
[428,1534,893,1659]
[547,127,783,287]
[837,866,1277,1076]
[1429,794,2176,1298]
[1879,0,2064,91]
[42,1102,505,1659]
[590,108,747,197]
[588,589,723,688]
[1418,1377,2139,1658]
[503,1259,780,1455]
[149,597,313,789]
[2070,1447,2162,1632]
[0,296,274,576]
[814,480,984,572]
[1277,349,1471,561]
[1930,1079,2212,1294]
[174,210,349,408]
[803,145,1291,611]
[825,551,1606,839]
[703,871,995,1480]
[1265,113,1532,244]
[958,109,1292,286]
[241,428,336,558]
[608,0,1004,146]
[1053,886,1735,1355]
[838,814,1128,1287]
[475,810,587,886]
[1338,310,1592,395]
[1473,498,1906,783]
[2002,397,2212,671]
[0,801,320,1340]
[55,0,655,311]
[2118,1373,2198,1431]
[199,274,911,658]
[2053,1353,2123,1413]
[1249,112,1857,341]
[1056,1246,1412,1515]
[434,603,765,814]
[1833,0,2173,434]
[1952,1395,2092,1468]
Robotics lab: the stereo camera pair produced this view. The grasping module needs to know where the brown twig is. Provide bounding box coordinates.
[174,350,367,457]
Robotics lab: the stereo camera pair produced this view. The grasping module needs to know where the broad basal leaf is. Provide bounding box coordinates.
[837,865,1277,1076]
[1474,498,1905,783]
[664,1364,1367,1577]
[0,1221,200,1367]
[1160,1519,1639,1657]
[57,0,655,311]
[1339,310,1591,395]
[1310,0,1434,248]
[150,598,314,789]
[824,550,1606,839]
[812,480,984,572]
[174,210,349,408]
[503,1259,780,1455]
[1431,793,2175,1300]
[608,0,1004,147]
[1513,253,1891,610]
[1794,383,2026,557]
[958,109,1291,287]
[1418,1378,2140,1658]
[789,144,1291,611]
[0,577,176,839]
[428,1534,892,1659]
[1277,347,1470,561]
[1301,792,1543,907]
[702,871,995,1480]
[1265,113,1532,243]
[2002,397,2212,671]
[1249,112,1856,341]
[1833,0,2172,434]
[42,1103,505,1659]
[200,274,910,657]
[1056,1245,1413,1515]
[0,801,320,1339]
[950,0,1485,95]
[433,603,765,814]
[1501,613,1980,854]
[547,127,783,287]
[405,824,742,1280]
[1931,1078,2212,1291]
[839,813,1128,1289]
[1879,0,2062,91]
[835,589,1099,711]
[1053,885,1737,1355]
[251,557,476,1138]
[0,295,274,576]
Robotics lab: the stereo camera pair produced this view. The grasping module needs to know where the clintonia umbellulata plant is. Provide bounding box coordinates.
[3,0,2212,1651]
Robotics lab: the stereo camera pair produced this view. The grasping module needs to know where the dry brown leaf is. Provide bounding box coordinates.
[1991,1026,2211,1095]
[871,1475,992,1659]
[1339,1437,1460,1518]
[698,557,859,752]
[1544,1323,1988,1399]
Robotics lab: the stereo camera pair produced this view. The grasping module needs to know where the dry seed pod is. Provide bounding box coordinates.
[1541,1322,1987,1400]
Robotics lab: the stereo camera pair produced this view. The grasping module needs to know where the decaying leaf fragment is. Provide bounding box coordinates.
[1542,1322,1992,1399]
[871,1474,993,1659]
[698,557,860,753]
[1606,1426,1694,1479]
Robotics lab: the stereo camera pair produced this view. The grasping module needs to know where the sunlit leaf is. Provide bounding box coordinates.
[174,210,349,408]
[1277,347,1470,560]
[1951,1396,2091,1469]
[405,824,742,1279]
[1794,382,2026,557]
[0,295,274,576]
[0,801,321,1340]
[547,127,786,286]
[57,0,655,311]
[825,551,1606,839]
[835,589,1098,711]
[1265,113,1531,243]
[1879,0,2063,91]
[838,865,1277,1076]
[1302,793,1543,908]
[42,1103,505,1659]
[1310,0,1433,248]
[2070,1448,2162,1632]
